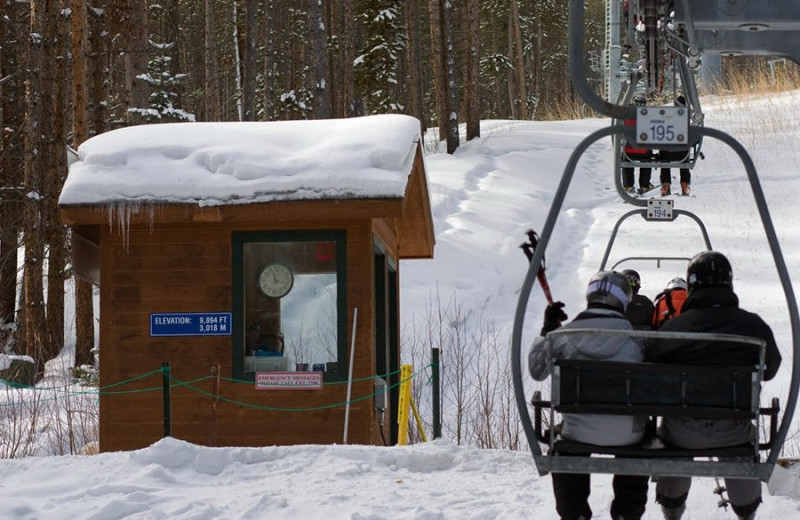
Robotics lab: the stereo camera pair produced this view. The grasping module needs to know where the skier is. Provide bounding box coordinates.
[658,96,692,196]
[622,269,655,330]
[645,251,782,520]
[529,271,649,520]
[651,276,687,329]
[622,96,655,195]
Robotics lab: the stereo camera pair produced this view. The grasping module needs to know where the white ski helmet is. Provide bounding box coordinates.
[667,277,688,291]
[586,271,632,312]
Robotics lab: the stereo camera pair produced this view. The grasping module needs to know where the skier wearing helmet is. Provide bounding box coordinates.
[529,271,649,520]
[651,276,688,329]
[621,95,655,195]
[646,251,782,520]
[621,269,655,329]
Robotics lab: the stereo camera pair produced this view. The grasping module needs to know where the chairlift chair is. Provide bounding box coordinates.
[511,0,800,483]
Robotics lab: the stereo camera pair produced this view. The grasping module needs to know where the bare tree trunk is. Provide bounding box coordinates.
[464,0,480,140]
[510,0,528,119]
[429,0,446,141]
[342,0,355,116]
[232,0,243,120]
[72,0,95,369]
[309,0,329,118]
[22,0,47,377]
[533,0,543,101]
[125,0,149,125]
[405,0,425,133]
[506,10,517,119]
[441,1,459,153]
[324,0,338,118]
[89,6,109,135]
[262,0,275,119]
[0,1,25,343]
[242,0,257,120]
[204,0,221,121]
[43,0,66,365]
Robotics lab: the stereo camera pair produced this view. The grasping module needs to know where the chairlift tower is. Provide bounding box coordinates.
[605,0,623,102]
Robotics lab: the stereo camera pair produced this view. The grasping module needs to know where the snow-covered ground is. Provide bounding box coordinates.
[3,91,800,518]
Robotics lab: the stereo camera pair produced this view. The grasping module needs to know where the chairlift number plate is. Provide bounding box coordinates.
[647,199,673,221]
[636,107,688,145]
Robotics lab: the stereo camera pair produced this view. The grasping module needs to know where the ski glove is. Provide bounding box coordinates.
[541,301,568,336]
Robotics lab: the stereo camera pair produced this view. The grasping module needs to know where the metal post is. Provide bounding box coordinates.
[209,364,220,446]
[162,362,171,438]
[432,347,441,439]
[343,308,358,444]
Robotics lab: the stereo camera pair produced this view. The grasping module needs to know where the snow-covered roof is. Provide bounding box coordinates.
[59,114,422,207]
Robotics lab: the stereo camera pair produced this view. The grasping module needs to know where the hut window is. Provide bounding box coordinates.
[232,231,347,381]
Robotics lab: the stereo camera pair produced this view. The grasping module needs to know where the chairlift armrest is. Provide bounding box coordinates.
[759,397,781,450]
[531,391,551,444]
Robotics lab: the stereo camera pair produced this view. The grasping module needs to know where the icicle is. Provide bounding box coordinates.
[106,202,140,252]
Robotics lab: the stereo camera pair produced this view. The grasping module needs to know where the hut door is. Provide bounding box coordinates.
[374,248,399,445]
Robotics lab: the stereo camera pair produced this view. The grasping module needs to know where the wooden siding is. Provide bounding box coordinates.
[96,219,387,452]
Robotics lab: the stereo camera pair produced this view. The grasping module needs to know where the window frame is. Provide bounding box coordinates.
[232,230,348,382]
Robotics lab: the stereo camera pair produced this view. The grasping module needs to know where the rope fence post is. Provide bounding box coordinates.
[432,347,441,439]
[209,364,220,446]
[162,362,171,438]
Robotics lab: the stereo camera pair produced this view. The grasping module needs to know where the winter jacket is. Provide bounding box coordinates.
[651,288,687,329]
[626,293,655,330]
[529,306,648,446]
[645,286,782,449]
[623,119,651,157]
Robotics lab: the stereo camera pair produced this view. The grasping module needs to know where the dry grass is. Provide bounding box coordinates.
[712,57,800,98]
[536,91,602,121]
[534,57,800,122]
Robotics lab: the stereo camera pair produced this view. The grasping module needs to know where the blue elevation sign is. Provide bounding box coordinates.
[150,312,232,337]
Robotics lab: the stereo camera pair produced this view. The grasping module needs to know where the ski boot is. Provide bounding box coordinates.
[680,182,690,196]
[660,503,686,520]
[624,185,636,194]
[638,183,655,195]
[660,183,671,196]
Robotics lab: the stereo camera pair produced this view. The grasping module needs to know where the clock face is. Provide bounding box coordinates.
[259,263,294,298]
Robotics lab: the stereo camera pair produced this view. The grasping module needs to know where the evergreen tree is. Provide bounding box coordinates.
[354,0,407,113]
[130,40,195,122]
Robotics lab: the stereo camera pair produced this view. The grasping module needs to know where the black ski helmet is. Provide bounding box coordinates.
[620,269,641,295]
[586,271,632,312]
[686,251,733,292]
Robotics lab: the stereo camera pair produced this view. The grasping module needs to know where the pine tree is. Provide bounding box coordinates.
[354,0,407,114]
[130,41,195,122]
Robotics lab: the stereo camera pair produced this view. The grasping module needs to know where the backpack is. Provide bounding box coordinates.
[651,288,687,329]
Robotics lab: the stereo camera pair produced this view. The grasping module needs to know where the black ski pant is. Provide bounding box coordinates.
[551,469,649,520]
[622,166,652,189]
[659,167,690,186]
[658,149,691,186]
[656,470,762,518]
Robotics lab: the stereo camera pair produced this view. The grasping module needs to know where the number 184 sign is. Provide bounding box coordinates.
[636,107,688,145]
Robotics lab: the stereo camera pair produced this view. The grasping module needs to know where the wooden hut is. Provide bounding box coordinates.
[59,115,434,452]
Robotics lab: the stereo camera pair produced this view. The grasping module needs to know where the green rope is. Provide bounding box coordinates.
[98,368,164,390]
[0,364,433,411]
[219,366,407,386]
[164,364,430,412]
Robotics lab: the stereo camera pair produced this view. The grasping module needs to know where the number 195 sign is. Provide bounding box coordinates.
[636,107,688,145]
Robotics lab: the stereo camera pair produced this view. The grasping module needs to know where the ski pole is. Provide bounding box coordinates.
[520,229,554,304]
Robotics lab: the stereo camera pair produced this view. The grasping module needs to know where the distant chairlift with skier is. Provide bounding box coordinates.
[616,1,703,197]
